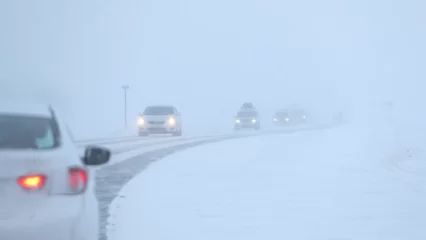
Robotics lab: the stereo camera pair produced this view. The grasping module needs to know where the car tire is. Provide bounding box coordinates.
[139,132,148,137]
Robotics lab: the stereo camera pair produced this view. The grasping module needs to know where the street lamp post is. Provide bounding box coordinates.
[122,85,129,127]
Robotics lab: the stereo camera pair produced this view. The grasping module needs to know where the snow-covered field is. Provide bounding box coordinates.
[107,124,426,240]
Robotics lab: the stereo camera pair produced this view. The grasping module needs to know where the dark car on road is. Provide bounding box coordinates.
[273,109,307,126]
[137,106,182,136]
[235,110,260,131]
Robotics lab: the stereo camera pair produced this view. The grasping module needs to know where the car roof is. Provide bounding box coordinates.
[0,102,51,118]
[239,108,257,112]
[146,105,174,108]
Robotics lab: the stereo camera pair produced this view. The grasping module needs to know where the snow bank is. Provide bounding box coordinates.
[107,124,425,240]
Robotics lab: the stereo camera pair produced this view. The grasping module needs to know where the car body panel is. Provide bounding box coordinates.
[0,196,83,240]
[0,150,82,220]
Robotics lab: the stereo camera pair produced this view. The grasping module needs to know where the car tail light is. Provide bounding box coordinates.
[68,167,88,194]
[17,174,46,190]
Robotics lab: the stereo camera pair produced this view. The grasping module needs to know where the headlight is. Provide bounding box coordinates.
[137,117,145,126]
[302,115,307,119]
[252,119,256,123]
[285,118,290,122]
[168,117,176,126]
[236,119,241,124]
[273,118,277,122]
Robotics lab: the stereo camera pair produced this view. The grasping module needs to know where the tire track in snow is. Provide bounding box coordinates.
[95,137,231,240]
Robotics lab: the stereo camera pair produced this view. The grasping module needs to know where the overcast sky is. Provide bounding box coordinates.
[0,0,424,139]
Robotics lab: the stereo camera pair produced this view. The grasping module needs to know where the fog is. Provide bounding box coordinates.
[0,0,424,141]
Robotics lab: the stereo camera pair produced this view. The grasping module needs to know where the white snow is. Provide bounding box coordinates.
[107,125,426,240]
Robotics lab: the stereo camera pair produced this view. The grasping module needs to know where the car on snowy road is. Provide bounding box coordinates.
[0,103,111,240]
[234,110,260,131]
[137,105,182,136]
[273,109,307,126]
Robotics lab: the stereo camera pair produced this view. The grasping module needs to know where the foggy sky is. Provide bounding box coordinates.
[0,0,424,139]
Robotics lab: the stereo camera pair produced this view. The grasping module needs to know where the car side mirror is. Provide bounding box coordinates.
[82,146,111,166]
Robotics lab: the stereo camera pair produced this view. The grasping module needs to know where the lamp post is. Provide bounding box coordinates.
[122,85,129,127]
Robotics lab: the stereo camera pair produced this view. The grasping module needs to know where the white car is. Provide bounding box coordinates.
[0,103,111,240]
[137,105,182,136]
[234,110,261,131]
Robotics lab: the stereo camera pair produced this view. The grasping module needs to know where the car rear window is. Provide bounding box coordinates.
[143,107,174,115]
[0,114,59,149]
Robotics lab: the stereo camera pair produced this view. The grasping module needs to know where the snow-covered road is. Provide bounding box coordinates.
[106,125,426,240]
[81,123,334,168]
[94,124,336,239]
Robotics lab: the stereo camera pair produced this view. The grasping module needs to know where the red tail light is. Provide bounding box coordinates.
[69,167,88,194]
[17,174,46,190]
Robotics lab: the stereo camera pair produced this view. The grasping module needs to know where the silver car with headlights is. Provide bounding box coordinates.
[234,110,260,131]
[137,106,182,136]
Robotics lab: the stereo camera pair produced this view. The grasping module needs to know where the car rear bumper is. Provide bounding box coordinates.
[0,197,85,240]
[139,126,180,134]
[0,217,77,240]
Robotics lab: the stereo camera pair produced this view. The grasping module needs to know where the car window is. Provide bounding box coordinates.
[237,111,258,117]
[0,114,58,149]
[144,107,174,115]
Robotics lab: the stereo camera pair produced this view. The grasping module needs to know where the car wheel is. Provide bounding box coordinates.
[139,132,148,137]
